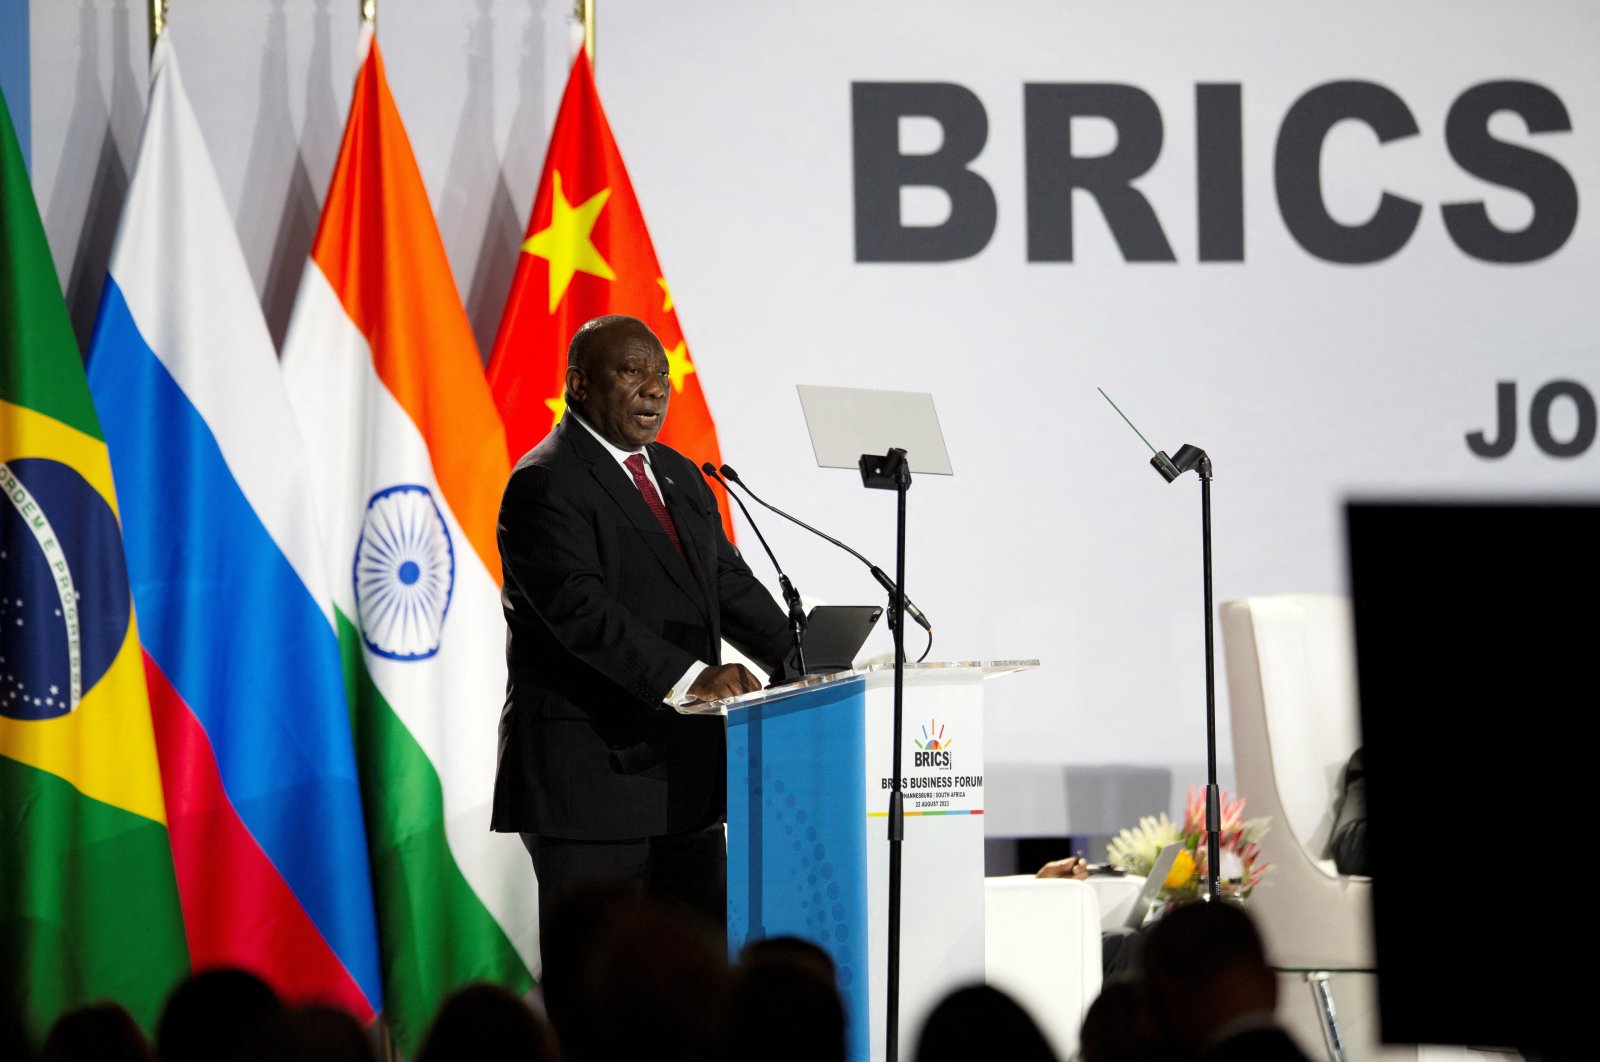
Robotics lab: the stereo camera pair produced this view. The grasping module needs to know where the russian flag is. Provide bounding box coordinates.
[84,33,382,1019]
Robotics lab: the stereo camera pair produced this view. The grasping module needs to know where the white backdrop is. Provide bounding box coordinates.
[23,0,1600,805]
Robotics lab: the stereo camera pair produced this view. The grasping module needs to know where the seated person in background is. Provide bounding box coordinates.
[1327,746,1369,876]
[1035,853,1144,975]
[1035,853,1091,880]
[1142,900,1310,1062]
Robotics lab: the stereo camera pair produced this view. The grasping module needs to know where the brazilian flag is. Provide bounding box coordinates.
[0,88,188,1046]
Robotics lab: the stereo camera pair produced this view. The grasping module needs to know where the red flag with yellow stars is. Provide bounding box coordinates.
[488,52,735,539]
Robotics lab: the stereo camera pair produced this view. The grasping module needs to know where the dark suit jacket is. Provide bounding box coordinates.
[490,416,791,840]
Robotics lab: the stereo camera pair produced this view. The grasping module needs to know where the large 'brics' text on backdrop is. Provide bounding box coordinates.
[852,81,1576,265]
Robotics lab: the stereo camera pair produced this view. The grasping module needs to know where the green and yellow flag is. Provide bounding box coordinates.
[0,89,188,1044]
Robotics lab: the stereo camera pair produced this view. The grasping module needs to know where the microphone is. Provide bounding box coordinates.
[700,462,808,676]
[718,463,933,635]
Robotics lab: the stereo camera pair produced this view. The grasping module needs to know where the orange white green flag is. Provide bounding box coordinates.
[0,87,188,1043]
[278,28,535,1055]
[487,51,737,539]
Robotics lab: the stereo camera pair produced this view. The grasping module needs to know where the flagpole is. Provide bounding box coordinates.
[363,19,390,1062]
[148,0,166,53]
[573,0,595,62]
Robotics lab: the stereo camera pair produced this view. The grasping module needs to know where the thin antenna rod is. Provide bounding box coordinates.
[1098,387,1160,457]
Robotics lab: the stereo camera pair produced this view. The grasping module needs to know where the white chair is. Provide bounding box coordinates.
[983,875,1103,1061]
[1220,593,1372,1060]
[1222,595,1526,1062]
[1086,873,1148,932]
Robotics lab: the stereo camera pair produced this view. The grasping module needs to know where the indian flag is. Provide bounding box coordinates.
[0,88,188,1042]
[279,29,534,1055]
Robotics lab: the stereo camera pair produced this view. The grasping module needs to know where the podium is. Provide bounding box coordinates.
[680,660,1038,1061]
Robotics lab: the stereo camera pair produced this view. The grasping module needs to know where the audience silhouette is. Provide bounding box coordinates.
[234,1004,373,1062]
[913,984,1059,1062]
[725,936,846,1062]
[416,982,559,1062]
[1141,899,1311,1062]
[18,891,1321,1062]
[552,888,729,1062]
[156,968,281,1062]
[1079,978,1165,1062]
[40,1001,154,1062]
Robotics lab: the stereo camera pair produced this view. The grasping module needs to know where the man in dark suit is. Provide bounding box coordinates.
[491,314,793,955]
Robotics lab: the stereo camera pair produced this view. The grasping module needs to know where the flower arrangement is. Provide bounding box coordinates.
[1106,786,1270,902]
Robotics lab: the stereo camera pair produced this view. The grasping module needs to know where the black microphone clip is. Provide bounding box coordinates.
[1151,443,1211,483]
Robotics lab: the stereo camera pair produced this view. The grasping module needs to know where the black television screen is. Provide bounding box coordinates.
[1346,501,1596,1057]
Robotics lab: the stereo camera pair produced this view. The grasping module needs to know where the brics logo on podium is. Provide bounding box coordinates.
[913,719,954,770]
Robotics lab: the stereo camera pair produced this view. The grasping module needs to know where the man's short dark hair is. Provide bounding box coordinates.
[567,314,646,374]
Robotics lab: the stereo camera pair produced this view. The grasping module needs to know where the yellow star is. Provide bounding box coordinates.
[657,277,674,313]
[665,341,696,393]
[523,171,616,313]
[544,393,566,426]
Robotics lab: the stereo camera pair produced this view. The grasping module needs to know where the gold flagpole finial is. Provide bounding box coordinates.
[361,0,376,28]
[573,0,594,64]
[149,0,167,54]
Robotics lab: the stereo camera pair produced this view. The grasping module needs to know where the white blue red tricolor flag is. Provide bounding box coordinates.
[83,32,382,1018]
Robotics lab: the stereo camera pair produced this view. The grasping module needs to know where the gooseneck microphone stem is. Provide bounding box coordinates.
[701,463,806,676]
[776,574,808,678]
[719,464,932,636]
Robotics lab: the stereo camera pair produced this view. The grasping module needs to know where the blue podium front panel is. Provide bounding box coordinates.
[727,678,869,1060]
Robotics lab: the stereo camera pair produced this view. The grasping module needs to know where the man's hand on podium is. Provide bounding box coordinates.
[688,663,764,703]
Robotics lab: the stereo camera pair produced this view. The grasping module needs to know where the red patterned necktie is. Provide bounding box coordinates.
[624,453,686,561]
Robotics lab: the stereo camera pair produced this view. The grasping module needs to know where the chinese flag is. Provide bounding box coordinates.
[488,53,735,539]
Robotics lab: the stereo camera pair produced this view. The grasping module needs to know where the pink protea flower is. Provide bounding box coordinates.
[1182,785,1248,838]
[1181,786,1273,899]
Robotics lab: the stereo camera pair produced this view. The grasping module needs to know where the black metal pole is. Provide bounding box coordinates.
[1199,458,1220,900]
[856,447,912,1060]
[885,459,908,1062]
[1099,400,1224,902]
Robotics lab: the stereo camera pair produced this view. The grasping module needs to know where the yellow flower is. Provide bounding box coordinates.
[1164,849,1197,890]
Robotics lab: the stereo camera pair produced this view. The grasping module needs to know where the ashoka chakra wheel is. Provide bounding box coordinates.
[353,484,455,661]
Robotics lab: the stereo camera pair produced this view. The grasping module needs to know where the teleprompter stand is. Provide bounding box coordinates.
[794,385,955,1061]
[858,447,913,1061]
